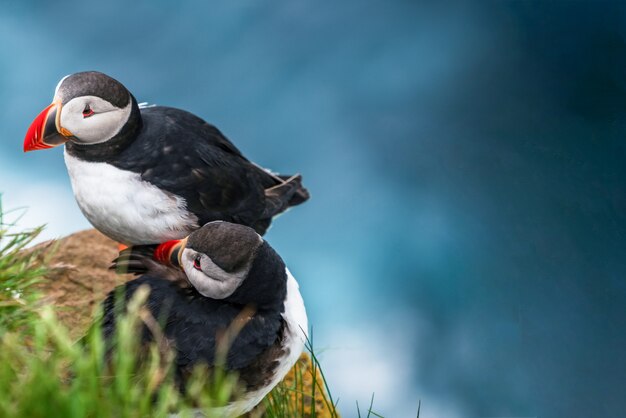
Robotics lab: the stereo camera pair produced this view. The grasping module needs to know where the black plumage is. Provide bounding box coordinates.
[102,276,286,390]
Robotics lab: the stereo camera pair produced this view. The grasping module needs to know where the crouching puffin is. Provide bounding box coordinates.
[23,71,309,244]
[104,221,308,415]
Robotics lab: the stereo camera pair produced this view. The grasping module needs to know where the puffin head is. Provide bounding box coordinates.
[24,71,138,152]
[156,221,288,308]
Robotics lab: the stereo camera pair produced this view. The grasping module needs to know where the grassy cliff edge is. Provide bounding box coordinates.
[0,214,339,417]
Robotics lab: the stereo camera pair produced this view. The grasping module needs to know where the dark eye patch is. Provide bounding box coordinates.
[193,255,202,271]
[82,104,94,118]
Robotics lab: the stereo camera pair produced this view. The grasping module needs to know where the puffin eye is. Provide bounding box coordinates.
[193,256,202,271]
[82,104,94,118]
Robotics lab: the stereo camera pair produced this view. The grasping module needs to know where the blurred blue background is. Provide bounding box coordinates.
[2,1,626,417]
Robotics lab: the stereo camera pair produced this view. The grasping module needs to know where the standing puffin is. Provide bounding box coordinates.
[105,221,308,416]
[23,71,309,244]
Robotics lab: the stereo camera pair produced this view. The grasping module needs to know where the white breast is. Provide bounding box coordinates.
[221,269,308,417]
[273,269,309,383]
[64,150,199,245]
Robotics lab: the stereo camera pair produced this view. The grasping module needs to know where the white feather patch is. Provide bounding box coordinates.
[64,150,199,244]
[61,96,132,144]
[227,269,308,415]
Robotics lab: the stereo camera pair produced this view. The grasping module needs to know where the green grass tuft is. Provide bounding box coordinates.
[0,196,51,331]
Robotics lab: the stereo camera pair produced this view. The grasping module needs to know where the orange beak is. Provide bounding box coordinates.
[23,102,73,152]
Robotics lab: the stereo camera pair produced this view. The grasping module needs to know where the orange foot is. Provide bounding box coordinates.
[117,243,128,251]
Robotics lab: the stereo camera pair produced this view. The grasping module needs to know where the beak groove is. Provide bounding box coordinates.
[23,102,70,152]
[154,238,188,270]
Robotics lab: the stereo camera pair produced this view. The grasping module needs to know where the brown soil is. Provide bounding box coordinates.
[36,229,132,334]
[35,229,335,417]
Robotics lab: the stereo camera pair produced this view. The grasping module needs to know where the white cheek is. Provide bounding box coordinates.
[185,268,236,299]
[182,250,245,299]
[60,96,132,144]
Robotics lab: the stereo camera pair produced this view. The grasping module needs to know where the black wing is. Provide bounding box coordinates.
[101,276,284,380]
[113,107,308,234]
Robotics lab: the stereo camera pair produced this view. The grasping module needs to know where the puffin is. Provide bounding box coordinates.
[23,71,309,245]
[104,221,308,415]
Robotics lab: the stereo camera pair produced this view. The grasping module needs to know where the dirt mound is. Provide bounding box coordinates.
[36,229,132,334]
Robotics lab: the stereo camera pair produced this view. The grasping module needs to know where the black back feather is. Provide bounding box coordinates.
[101,275,285,387]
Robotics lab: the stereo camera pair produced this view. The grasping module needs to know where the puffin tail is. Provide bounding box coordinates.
[275,173,310,207]
[264,174,310,214]
[249,163,310,234]
[250,173,309,235]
